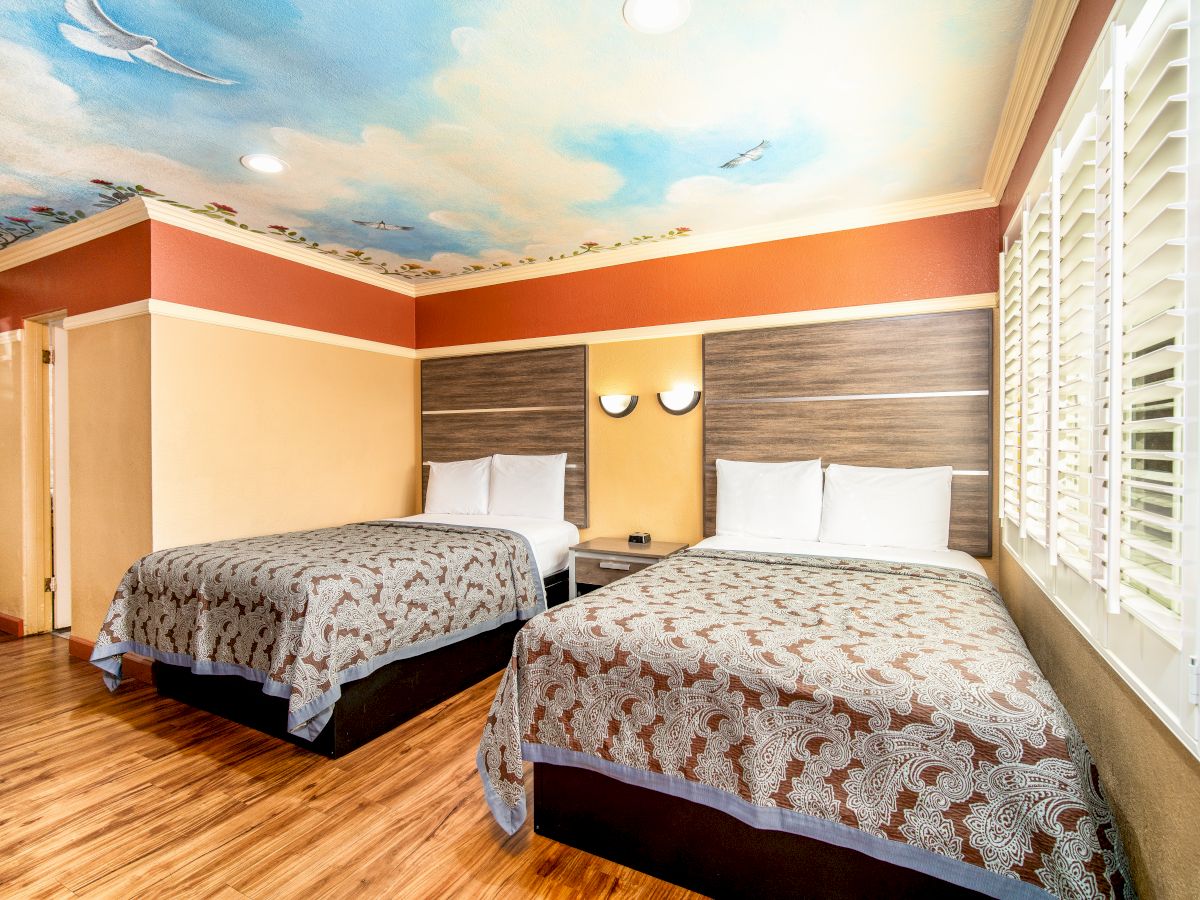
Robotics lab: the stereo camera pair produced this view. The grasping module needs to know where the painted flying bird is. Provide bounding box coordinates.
[720,140,771,169]
[353,220,415,231]
[58,0,236,84]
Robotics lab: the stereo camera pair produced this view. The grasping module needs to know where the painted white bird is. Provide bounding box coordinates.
[720,140,771,169]
[58,0,235,85]
[353,220,415,231]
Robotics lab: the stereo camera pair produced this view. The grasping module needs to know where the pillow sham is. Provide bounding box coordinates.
[716,458,823,541]
[818,464,953,550]
[424,457,491,516]
[489,453,567,520]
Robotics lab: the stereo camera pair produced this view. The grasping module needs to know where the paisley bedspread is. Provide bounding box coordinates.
[477,549,1132,899]
[93,522,544,739]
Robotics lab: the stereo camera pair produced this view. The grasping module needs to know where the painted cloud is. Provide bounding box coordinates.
[0,0,1031,282]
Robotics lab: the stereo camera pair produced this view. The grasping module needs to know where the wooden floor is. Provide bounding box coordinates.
[0,635,701,899]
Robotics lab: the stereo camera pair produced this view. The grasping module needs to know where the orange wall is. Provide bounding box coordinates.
[149,222,415,347]
[0,220,416,347]
[0,222,152,331]
[999,0,1116,228]
[416,207,1000,348]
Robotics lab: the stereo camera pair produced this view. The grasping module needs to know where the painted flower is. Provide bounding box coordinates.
[211,202,237,214]
[29,206,53,213]
[674,226,691,233]
[268,224,290,232]
[581,241,599,248]
[423,269,441,275]
[6,216,32,224]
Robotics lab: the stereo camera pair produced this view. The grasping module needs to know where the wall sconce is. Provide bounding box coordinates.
[657,384,701,415]
[598,394,639,418]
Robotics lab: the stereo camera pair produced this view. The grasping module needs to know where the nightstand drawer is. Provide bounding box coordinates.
[574,555,652,587]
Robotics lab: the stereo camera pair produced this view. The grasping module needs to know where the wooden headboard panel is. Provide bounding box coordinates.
[703,309,992,556]
[420,345,589,527]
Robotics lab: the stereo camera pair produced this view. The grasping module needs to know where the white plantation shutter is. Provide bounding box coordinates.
[1055,115,1099,576]
[1002,240,1024,524]
[1118,0,1190,614]
[1022,194,1054,543]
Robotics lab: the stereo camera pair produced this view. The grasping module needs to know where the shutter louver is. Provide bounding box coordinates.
[1119,0,1189,613]
[1002,240,1024,525]
[1055,115,1099,577]
[1023,194,1054,544]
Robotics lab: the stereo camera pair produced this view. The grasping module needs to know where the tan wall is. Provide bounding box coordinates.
[0,333,23,623]
[999,551,1200,899]
[149,316,419,550]
[581,336,704,546]
[69,316,153,642]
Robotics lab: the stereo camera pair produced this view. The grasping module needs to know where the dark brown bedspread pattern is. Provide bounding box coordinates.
[93,522,543,738]
[478,550,1131,899]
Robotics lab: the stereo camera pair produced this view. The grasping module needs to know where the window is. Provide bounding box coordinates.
[1001,0,1198,756]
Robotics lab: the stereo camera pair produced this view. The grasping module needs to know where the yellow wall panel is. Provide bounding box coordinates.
[0,334,23,624]
[582,336,704,546]
[149,316,420,550]
[68,316,153,642]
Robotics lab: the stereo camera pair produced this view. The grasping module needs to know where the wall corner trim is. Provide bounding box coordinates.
[63,298,419,358]
[983,0,1082,200]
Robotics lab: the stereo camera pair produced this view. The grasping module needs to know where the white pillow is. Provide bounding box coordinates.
[716,458,823,541]
[489,453,567,520]
[425,457,491,515]
[818,464,953,550]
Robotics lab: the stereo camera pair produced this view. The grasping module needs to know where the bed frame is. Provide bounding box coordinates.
[154,570,568,757]
[533,309,995,896]
[534,762,983,899]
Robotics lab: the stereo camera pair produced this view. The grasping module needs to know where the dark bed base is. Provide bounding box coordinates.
[153,570,568,757]
[533,762,984,899]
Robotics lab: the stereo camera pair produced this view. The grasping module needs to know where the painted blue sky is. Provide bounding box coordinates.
[0,0,1031,280]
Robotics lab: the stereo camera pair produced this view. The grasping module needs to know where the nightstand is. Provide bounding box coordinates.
[568,538,689,599]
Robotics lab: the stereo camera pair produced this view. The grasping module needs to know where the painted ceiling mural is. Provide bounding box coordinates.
[0,0,1032,284]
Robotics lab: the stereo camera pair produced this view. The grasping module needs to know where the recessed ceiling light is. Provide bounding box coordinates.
[622,0,691,34]
[239,153,288,174]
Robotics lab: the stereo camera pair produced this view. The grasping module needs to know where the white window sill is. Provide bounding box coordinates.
[1121,594,1184,650]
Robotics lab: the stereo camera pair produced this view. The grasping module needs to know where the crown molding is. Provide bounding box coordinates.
[416,292,998,358]
[415,188,997,296]
[64,298,418,358]
[2,189,995,299]
[140,201,419,298]
[0,201,148,274]
[982,0,1081,200]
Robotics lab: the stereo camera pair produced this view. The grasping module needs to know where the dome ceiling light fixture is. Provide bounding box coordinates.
[239,153,288,174]
[622,0,691,34]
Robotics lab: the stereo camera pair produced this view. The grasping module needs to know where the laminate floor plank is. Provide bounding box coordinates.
[0,635,700,900]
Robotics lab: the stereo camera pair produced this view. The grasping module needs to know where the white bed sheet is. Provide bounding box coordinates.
[387,514,580,578]
[694,534,987,578]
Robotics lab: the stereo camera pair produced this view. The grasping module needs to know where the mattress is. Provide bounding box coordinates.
[694,533,987,577]
[392,513,580,577]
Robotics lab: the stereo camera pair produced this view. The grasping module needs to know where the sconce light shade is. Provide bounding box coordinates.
[599,394,639,418]
[657,385,701,415]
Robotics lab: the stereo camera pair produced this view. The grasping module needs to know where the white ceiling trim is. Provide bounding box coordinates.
[982,0,1081,200]
[416,292,998,358]
[0,329,24,344]
[63,298,418,358]
[1,189,994,298]
[415,188,997,296]
[0,201,147,274]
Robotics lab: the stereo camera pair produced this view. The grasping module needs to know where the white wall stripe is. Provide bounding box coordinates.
[63,299,418,359]
[422,405,582,416]
[706,390,990,406]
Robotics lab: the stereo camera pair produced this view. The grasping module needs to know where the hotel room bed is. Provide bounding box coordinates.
[477,542,1132,899]
[92,516,578,756]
